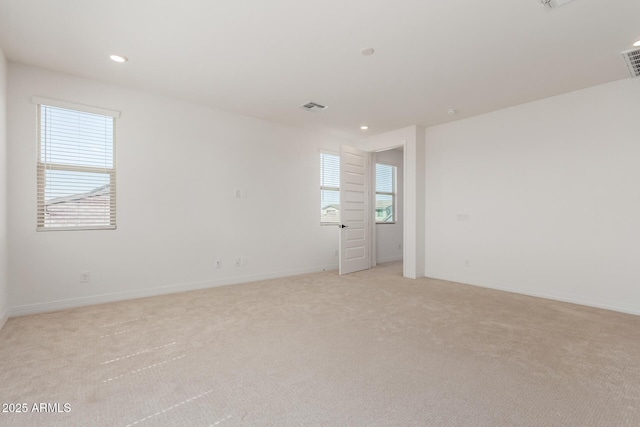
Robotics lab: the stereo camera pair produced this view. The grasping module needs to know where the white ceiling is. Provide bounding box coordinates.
[0,0,638,140]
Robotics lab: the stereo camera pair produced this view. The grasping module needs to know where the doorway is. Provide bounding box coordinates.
[372,147,404,266]
[337,144,405,275]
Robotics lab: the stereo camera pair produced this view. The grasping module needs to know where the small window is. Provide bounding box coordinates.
[320,152,340,224]
[37,102,117,231]
[375,163,396,223]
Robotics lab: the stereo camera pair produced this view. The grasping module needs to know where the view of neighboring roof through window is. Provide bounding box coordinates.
[36,101,117,230]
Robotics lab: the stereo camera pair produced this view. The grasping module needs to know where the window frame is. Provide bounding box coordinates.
[320,150,340,226]
[34,97,119,231]
[375,162,397,224]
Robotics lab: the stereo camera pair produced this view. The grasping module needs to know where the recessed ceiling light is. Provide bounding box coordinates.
[360,48,375,56]
[360,125,369,130]
[447,108,457,115]
[634,40,640,47]
[109,54,128,63]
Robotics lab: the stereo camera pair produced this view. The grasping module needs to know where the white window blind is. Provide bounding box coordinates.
[37,103,117,231]
[320,152,340,224]
[375,163,396,223]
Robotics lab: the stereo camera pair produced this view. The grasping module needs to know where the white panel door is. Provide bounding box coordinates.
[339,145,370,275]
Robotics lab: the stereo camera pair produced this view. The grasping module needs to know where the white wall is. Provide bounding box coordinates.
[375,148,403,263]
[404,126,426,279]
[7,63,347,315]
[424,78,640,314]
[0,47,8,329]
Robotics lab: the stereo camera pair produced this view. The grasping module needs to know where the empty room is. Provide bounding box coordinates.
[1,0,640,425]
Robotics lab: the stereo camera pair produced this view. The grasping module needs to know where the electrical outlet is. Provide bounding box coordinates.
[81,272,90,283]
[334,250,338,257]
[235,258,241,267]
[215,259,222,269]
[465,259,471,268]
[242,257,247,266]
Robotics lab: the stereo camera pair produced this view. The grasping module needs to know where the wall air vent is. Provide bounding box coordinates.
[300,102,328,112]
[622,48,640,78]
[540,0,576,8]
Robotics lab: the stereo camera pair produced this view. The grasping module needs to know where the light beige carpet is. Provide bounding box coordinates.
[1,262,639,426]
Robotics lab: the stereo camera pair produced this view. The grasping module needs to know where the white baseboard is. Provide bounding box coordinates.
[8,263,339,318]
[424,271,640,316]
[376,256,403,264]
[0,307,8,331]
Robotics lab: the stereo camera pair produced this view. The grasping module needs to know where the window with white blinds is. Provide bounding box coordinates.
[36,102,117,231]
[320,152,340,224]
[375,163,396,223]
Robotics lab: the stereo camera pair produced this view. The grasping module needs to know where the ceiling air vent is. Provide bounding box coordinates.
[300,101,328,112]
[622,48,640,78]
[540,0,576,8]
